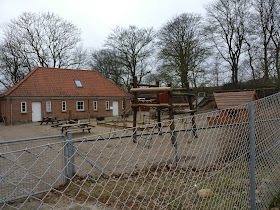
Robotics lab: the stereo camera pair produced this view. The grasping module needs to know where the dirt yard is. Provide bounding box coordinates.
[0,100,217,141]
[1,106,255,209]
[0,116,129,141]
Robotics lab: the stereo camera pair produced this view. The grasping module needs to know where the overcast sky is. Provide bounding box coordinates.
[0,0,211,49]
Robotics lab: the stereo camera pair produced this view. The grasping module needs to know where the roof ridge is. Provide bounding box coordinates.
[2,66,40,97]
[42,67,95,72]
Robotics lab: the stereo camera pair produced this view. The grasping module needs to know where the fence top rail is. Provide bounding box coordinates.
[130,87,172,93]
[0,134,65,144]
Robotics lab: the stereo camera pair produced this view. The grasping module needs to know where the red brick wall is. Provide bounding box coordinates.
[0,98,10,125]
[1,97,131,124]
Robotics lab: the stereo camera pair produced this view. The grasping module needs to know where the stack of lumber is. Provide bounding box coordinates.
[214,91,258,109]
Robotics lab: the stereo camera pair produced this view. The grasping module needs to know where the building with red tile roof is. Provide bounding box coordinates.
[0,67,132,124]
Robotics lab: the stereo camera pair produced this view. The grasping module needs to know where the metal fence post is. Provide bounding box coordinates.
[63,135,68,183]
[67,132,74,179]
[249,101,256,210]
[174,132,178,166]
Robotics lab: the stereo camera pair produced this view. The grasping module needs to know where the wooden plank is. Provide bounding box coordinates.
[172,103,190,107]
[64,127,91,133]
[130,87,171,93]
[216,87,276,92]
[59,122,88,127]
[173,110,197,115]
[137,83,158,87]
[172,92,195,96]
[131,104,171,108]
[87,123,96,127]
[172,88,193,91]
[214,91,258,109]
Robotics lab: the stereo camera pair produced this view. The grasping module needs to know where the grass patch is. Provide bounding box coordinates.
[270,193,280,209]
[54,160,252,209]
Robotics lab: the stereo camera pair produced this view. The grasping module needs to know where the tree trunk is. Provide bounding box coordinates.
[231,61,239,88]
[234,62,238,87]
[181,67,188,88]
[276,48,280,88]
[263,43,270,84]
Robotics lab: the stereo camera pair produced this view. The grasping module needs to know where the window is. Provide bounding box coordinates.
[76,101,84,111]
[62,101,67,112]
[122,101,125,110]
[46,101,51,112]
[21,102,27,113]
[93,101,98,111]
[105,101,110,110]
[74,79,83,88]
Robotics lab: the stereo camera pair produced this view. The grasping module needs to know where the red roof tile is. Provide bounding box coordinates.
[2,67,131,97]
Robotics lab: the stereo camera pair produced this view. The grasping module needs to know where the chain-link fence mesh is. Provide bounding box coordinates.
[0,135,66,208]
[1,93,280,209]
[254,94,280,209]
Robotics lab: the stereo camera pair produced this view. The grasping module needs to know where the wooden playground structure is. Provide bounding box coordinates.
[131,77,198,143]
[96,76,198,143]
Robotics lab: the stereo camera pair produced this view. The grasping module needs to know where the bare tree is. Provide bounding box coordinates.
[105,25,155,89]
[157,13,207,88]
[244,38,257,82]
[268,1,280,87]
[253,0,276,84]
[144,66,181,87]
[205,0,249,87]
[88,49,125,88]
[242,9,267,85]
[0,12,86,89]
[210,55,223,87]
[271,26,280,87]
[0,40,26,89]
[0,29,30,89]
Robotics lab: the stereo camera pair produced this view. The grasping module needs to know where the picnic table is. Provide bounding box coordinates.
[39,117,59,125]
[58,122,93,134]
[50,119,79,128]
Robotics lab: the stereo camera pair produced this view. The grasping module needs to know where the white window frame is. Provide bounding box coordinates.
[74,79,83,88]
[93,101,98,111]
[76,101,85,111]
[46,101,51,112]
[105,101,110,110]
[21,102,27,113]
[122,101,125,110]
[62,101,67,112]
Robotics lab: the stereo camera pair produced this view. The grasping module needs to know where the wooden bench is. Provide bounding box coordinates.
[64,127,91,134]
[59,122,93,134]
[39,117,59,125]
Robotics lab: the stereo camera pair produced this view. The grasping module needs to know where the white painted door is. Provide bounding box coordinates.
[113,101,119,116]
[32,102,42,122]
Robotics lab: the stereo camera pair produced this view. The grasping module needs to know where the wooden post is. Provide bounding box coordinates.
[123,97,126,110]
[133,76,138,143]
[68,110,72,121]
[88,99,90,123]
[156,81,162,134]
[123,97,126,128]
[185,82,198,138]
[168,84,175,144]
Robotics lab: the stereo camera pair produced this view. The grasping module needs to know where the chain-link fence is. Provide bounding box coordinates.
[0,135,67,208]
[1,93,280,209]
